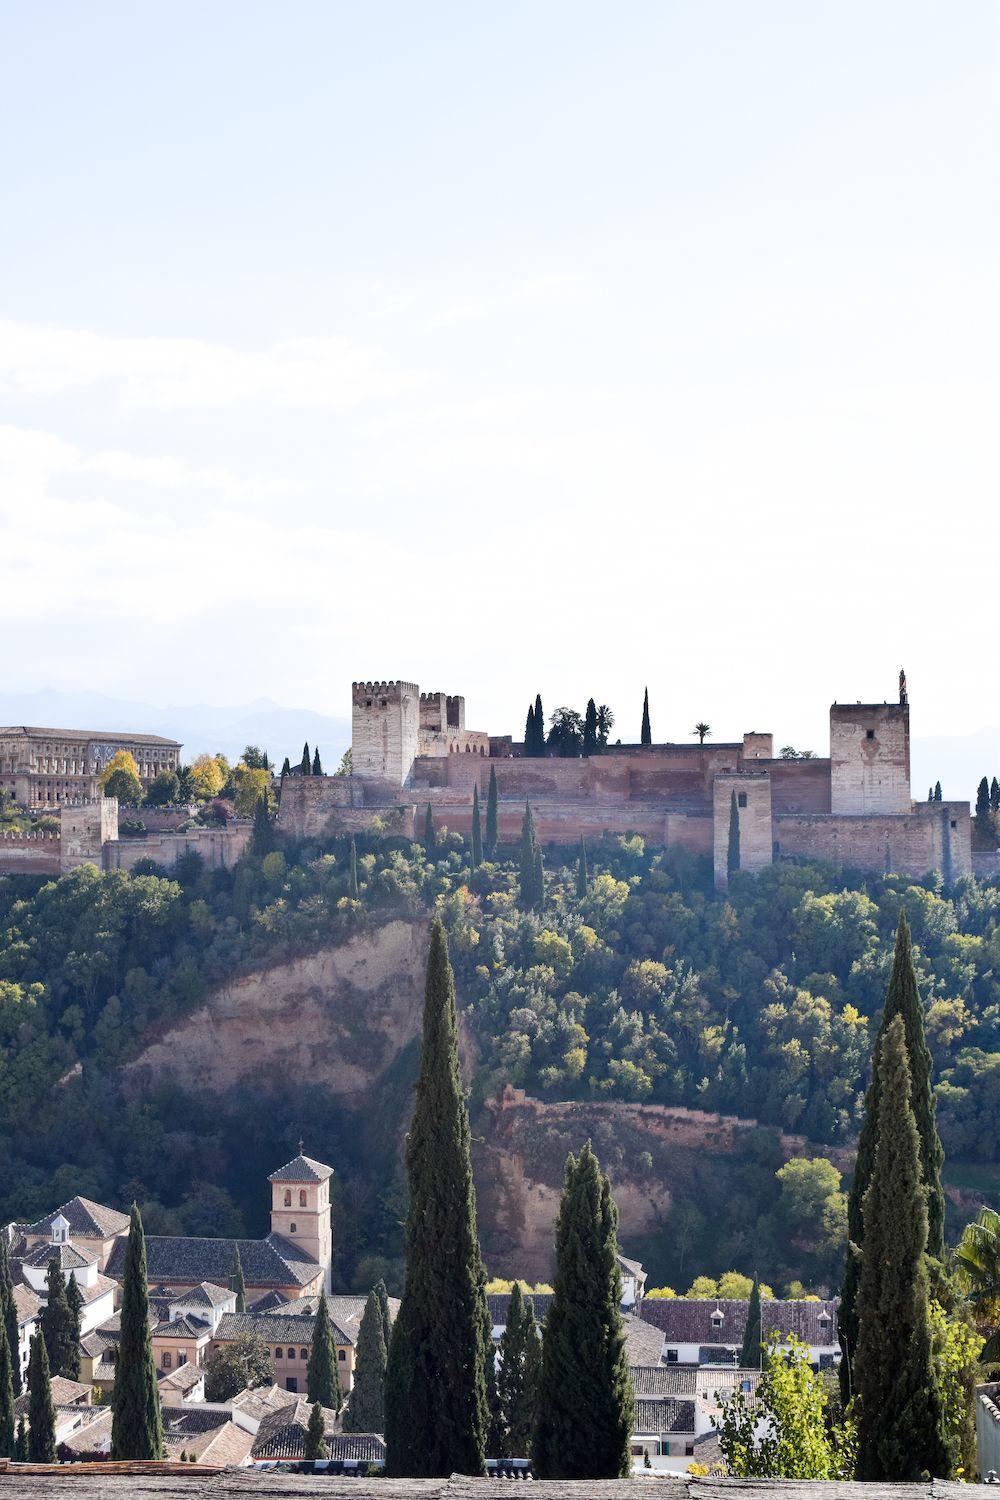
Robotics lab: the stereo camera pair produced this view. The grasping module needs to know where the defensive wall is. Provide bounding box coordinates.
[0,800,250,877]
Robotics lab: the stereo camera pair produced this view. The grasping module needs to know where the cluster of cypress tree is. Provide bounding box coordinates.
[533,1143,632,1479]
[344,1282,390,1432]
[298,743,323,775]
[518,804,544,911]
[111,1205,163,1460]
[974,776,1000,837]
[250,795,276,857]
[523,696,546,757]
[384,921,490,1477]
[926,782,943,802]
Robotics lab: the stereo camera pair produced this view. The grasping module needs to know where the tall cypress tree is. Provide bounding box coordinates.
[583,700,598,758]
[975,776,991,833]
[111,1204,163,1460]
[519,804,542,912]
[343,1286,387,1433]
[727,790,741,879]
[533,695,545,756]
[13,1418,26,1463]
[533,1143,632,1479]
[739,1276,762,1368]
[305,1401,328,1460]
[424,803,435,854]
[0,1314,15,1458]
[640,688,651,746]
[933,781,942,802]
[307,1297,340,1411]
[992,776,1000,813]
[301,742,312,775]
[854,1015,948,1480]
[26,1333,56,1463]
[0,1239,21,1396]
[64,1273,82,1381]
[41,1258,73,1379]
[524,705,536,756]
[497,1284,541,1459]
[485,767,499,858]
[312,746,323,775]
[840,912,945,1399]
[576,838,588,899]
[230,1246,247,1314]
[375,1278,391,1351]
[471,784,483,870]
[384,920,489,1477]
[280,756,291,779]
[250,795,275,857]
[349,836,360,897]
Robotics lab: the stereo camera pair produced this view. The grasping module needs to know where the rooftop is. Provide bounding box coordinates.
[0,727,181,747]
[638,1297,838,1346]
[633,1397,696,1435]
[22,1196,130,1241]
[105,1232,319,1291]
[21,1240,97,1271]
[267,1152,335,1184]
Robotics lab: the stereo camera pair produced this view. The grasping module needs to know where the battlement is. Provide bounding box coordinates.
[352,680,418,700]
[0,830,58,842]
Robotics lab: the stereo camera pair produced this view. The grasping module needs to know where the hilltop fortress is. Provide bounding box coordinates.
[278,675,973,887]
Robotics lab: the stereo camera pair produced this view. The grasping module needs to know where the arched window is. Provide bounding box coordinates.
[284,1189,291,1206]
[299,1190,307,1208]
[287,1347,296,1360]
[275,1348,284,1359]
[300,1349,308,1360]
[290,1222,297,1232]
[338,1349,346,1361]
[162,1352,172,1369]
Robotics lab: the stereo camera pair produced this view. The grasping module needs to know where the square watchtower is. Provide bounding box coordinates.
[830,703,910,815]
[269,1151,334,1293]
[351,680,420,786]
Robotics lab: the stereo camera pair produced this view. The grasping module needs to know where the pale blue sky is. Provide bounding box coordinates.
[1,2,997,762]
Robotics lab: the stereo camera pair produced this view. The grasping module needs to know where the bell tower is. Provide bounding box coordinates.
[268,1148,334,1293]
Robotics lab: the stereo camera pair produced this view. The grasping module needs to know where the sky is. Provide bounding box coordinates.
[1,1,997,763]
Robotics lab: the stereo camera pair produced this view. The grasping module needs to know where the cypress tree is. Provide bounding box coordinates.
[583,699,598,758]
[975,776,991,832]
[533,844,544,912]
[992,776,1000,813]
[840,912,945,1399]
[424,803,435,854]
[854,1015,948,1480]
[727,790,741,879]
[305,1401,328,1461]
[471,783,483,870]
[497,1284,541,1459]
[534,1143,632,1478]
[343,1286,387,1433]
[230,1246,247,1314]
[41,1257,73,1379]
[0,1314,15,1458]
[301,742,312,775]
[111,1204,163,1460]
[64,1273,82,1381]
[576,838,588,899]
[533,695,545,756]
[280,756,291,779]
[524,705,536,757]
[519,805,542,912]
[0,1239,21,1395]
[13,1418,26,1463]
[927,786,934,802]
[485,767,499,858]
[375,1278,391,1351]
[384,920,489,1477]
[250,795,275,857]
[349,836,359,897]
[307,1297,340,1410]
[739,1276,762,1368]
[26,1333,56,1463]
[312,747,322,775]
[933,781,942,802]
[640,687,651,746]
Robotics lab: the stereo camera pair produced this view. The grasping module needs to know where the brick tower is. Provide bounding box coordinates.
[268,1149,334,1294]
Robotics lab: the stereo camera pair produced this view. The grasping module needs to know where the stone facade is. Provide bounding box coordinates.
[0,726,181,808]
[282,675,974,890]
[0,799,250,877]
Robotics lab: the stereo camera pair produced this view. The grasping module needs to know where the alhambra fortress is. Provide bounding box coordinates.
[0,673,983,887]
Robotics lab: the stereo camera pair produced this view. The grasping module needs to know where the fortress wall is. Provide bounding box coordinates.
[773,804,971,880]
[413,747,748,804]
[276,777,353,839]
[107,825,251,872]
[973,851,1000,879]
[0,834,61,874]
[765,758,832,813]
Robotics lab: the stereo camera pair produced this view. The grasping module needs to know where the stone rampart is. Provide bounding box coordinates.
[765,757,832,813]
[106,825,251,872]
[277,776,354,839]
[0,831,61,874]
[773,802,972,880]
[973,851,1000,879]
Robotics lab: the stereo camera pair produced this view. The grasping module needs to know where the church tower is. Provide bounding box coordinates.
[268,1149,334,1293]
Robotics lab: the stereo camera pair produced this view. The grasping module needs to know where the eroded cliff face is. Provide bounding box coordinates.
[124,918,429,1105]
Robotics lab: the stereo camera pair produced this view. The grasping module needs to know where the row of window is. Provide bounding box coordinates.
[272,1346,347,1361]
[282,1190,309,1207]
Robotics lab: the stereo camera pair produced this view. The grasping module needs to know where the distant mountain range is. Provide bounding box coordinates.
[0,689,350,770]
[0,688,995,806]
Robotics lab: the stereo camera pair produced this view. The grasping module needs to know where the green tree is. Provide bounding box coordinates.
[26,1333,56,1463]
[0,1315,15,1458]
[41,1257,74,1379]
[471,784,483,870]
[424,803,435,854]
[301,742,312,775]
[349,836,360,897]
[519,804,543,912]
[145,769,180,806]
[853,1015,948,1480]
[533,1143,632,1479]
[241,745,268,770]
[312,747,323,775]
[533,695,545,755]
[596,704,614,750]
[524,704,536,756]
[104,767,143,804]
[546,708,584,758]
[384,920,489,1477]
[305,1401,328,1460]
[485,767,498,857]
[204,1333,272,1401]
[497,1283,541,1458]
[641,688,651,746]
[713,1331,850,1477]
[111,1204,163,1460]
[740,1275,762,1368]
[343,1286,387,1433]
[230,1245,247,1314]
[975,776,991,833]
[934,781,942,802]
[583,699,598,757]
[307,1297,341,1411]
[840,912,945,1398]
[250,795,276,858]
[992,775,1000,813]
[13,1418,26,1463]
[280,757,291,779]
[65,1273,82,1381]
[375,1278,391,1350]
[576,838,588,899]
[0,1240,21,1395]
[930,1299,983,1479]
[727,790,740,879]
[954,1204,1000,1363]
[693,722,711,744]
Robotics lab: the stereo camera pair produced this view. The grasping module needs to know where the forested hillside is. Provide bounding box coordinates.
[0,826,998,1292]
